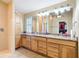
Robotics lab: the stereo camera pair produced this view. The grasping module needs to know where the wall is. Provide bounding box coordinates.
[15,12,23,48]
[68,0,78,57]
[7,1,15,53]
[75,0,79,57]
[0,1,8,51]
[15,12,23,35]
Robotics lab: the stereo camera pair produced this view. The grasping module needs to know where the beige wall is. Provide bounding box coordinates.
[15,12,23,35]
[0,1,8,51]
[68,0,78,57]
[7,1,15,53]
[15,12,23,48]
[73,0,79,57]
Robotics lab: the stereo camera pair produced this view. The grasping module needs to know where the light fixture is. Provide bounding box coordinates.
[57,15,62,18]
[65,6,71,11]
[37,11,50,16]
[44,11,49,16]
[37,5,72,16]
[59,7,65,14]
[53,9,59,15]
[57,12,62,18]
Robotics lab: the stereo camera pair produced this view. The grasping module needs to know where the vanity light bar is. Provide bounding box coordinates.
[37,6,72,16]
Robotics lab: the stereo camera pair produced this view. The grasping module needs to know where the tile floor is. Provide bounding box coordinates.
[0,48,46,58]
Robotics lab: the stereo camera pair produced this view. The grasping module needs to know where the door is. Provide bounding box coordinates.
[61,45,77,58]
[0,22,8,50]
[22,36,31,49]
[31,37,38,51]
[0,3,8,50]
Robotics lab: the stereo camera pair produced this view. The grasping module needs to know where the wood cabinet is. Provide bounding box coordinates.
[21,35,31,49]
[47,42,60,57]
[15,27,22,48]
[31,37,38,51]
[38,37,47,55]
[47,38,77,58]
[61,45,77,58]
[21,35,77,58]
[15,35,21,48]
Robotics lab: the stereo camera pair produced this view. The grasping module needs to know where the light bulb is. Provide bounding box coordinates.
[54,9,59,15]
[65,6,71,11]
[37,14,41,16]
[57,15,61,18]
[59,8,65,14]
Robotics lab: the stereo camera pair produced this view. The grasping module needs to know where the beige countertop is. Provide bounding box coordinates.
[21,33,77,42]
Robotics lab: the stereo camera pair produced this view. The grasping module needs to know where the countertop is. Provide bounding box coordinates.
[20,33,77,42]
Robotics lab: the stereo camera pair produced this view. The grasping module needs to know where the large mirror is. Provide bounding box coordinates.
[24,5,73,36]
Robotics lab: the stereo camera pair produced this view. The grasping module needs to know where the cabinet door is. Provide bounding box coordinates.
[15,35,21,48]
[22,36,31,49]
[47,42,60,58]
[61,45,77,58]
[31,37,38,51]
[38,37,47,55]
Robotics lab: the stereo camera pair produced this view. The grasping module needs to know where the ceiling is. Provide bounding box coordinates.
[15,0,67,13]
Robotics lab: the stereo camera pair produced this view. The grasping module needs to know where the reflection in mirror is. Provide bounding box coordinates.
[59,22,67,34]
[24,5,73,36]
[48,9,73,35]
[32,16,37,33]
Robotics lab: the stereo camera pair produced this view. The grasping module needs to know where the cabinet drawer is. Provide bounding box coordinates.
[39,44,46,48]
[38,41,46,48]
[38,47,46,54]
[38,47,46,51]
[38,37,46,41]
[47,46,59,53]
[47,51,59,58]
[48,38,76,47]
[47,42,59,48]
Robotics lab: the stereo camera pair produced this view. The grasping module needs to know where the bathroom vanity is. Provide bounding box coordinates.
[19,33,77,58]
